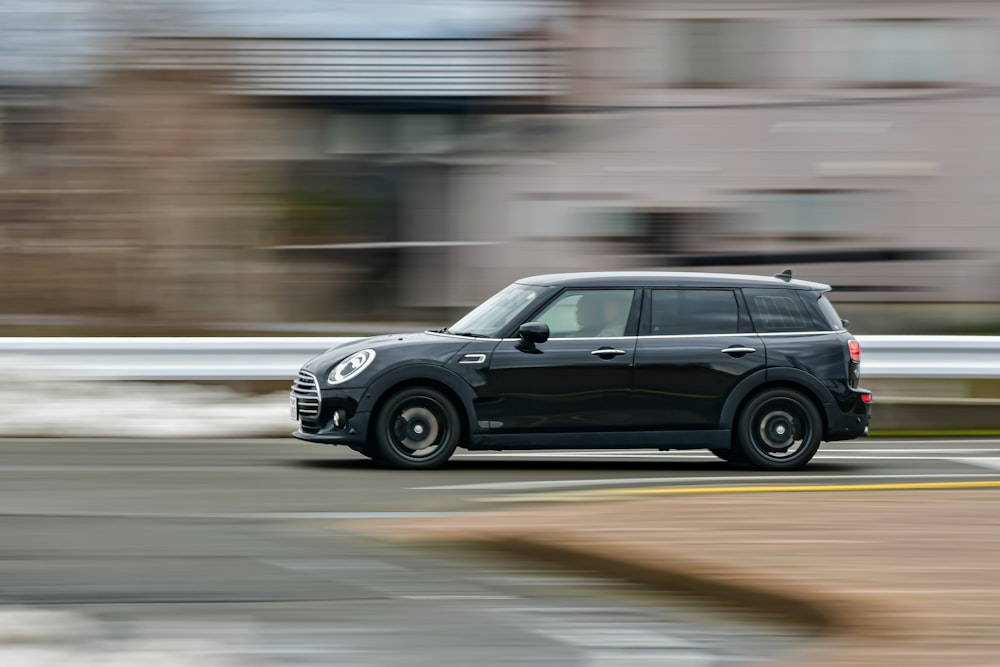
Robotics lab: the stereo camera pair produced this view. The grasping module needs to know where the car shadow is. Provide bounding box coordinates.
[292,457,862,474]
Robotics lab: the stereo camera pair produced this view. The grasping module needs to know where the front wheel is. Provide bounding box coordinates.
[372,387,461,469]
[735,389,822,471]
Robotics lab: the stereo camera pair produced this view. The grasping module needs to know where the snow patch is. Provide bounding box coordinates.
[0,359,290,438]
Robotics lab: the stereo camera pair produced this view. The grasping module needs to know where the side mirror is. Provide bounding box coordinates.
[516,321,549,352]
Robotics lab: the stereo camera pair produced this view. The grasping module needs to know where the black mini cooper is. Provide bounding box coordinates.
[291,270,871,470]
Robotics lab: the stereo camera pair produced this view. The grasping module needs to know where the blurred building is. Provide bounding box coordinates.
[2,1,1000,325]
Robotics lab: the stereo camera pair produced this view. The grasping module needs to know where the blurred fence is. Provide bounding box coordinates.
[0,335,998,381]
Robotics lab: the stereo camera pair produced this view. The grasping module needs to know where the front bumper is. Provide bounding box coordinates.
[291,384,370,448]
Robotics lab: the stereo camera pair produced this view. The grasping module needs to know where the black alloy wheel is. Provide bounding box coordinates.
[736,388,822,470]
[372,387,461,469]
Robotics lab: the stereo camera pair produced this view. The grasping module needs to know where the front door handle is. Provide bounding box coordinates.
[721,346,757,356]
[591,348,627,357]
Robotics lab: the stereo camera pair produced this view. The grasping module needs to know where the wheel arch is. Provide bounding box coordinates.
[721,368,834,436]
[360,365,477,447]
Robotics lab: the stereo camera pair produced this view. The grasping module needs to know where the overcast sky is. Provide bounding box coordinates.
[0,0,558,82]
[1,0,555,38]
[192,0,555,38]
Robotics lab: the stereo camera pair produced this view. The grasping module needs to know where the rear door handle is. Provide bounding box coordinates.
[721,346,756,356]
[591,348,627,357]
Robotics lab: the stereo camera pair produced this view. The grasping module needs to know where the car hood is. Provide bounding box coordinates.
[301,331,475,375]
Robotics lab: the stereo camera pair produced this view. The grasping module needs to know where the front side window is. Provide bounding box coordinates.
[532,289,635,338]
[650,289,739,335]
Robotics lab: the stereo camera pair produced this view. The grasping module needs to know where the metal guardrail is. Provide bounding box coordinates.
[0,337,359,381]
[854,335,1000,379]
[0,335,997,381]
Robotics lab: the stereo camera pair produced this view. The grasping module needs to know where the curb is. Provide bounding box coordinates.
[486,536,836,630]
[390,529,915,643]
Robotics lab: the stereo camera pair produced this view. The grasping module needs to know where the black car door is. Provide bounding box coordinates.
[475,288,639,433]
[633,288,765,429]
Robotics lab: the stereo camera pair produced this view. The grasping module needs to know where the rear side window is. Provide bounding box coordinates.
[744,289,811,332]
[650,289,739,335]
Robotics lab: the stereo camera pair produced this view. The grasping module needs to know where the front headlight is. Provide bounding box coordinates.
[328,349,376,385]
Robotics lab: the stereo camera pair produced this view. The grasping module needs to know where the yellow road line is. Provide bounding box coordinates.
[477,480,1000,504]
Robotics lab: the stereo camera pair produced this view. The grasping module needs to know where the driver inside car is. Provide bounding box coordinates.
[575,292,628,337]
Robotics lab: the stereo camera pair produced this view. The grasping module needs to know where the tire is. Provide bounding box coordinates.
[372,387,461,469]
[708,448,745,464]
[735,388,822,471]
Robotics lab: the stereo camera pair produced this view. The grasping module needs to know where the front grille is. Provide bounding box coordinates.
[290,370,321,421]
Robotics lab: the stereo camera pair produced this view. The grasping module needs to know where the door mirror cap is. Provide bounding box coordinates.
[516,321,549,352]
[518,321,549,344]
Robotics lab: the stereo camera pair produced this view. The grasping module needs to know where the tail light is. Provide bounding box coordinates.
[848,339,861,363]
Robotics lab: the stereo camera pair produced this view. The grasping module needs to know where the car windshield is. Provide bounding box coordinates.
[442,283,546,338]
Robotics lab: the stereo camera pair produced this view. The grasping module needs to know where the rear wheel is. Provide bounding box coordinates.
[736,388,822,471]
[372,387,460,469]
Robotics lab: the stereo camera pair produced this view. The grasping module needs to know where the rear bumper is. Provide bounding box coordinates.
[824,388,872,441]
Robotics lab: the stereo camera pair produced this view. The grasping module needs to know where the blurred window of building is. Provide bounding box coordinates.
[511,196,638,239]
[328,113,507,155]
[737,190,873,239]
[634,209,723,255]
[816,20,988,87]
[463,115,561,152]
[328,114,395,154]
[395,115,456,154]
[625,19,773,87]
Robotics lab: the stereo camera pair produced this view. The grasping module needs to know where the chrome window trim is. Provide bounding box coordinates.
[639,333,747,339]
[757,330,843,336]
[637,330,840,340]
[494,330,842,341]
[500,335,636,342]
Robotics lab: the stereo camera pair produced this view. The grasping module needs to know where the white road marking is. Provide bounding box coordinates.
[0,511,462,520]
[457,454,999,462]
[0,450,995,475]
[0,465,273,473]
[822,448,1000,454]
[397,595,519,600]
[455,447,1000,459]
[415,471,1000,492]
[948,458,1000,473]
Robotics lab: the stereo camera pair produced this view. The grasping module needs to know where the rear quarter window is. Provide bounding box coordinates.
[744,289,812,333]
[810,292,846,330]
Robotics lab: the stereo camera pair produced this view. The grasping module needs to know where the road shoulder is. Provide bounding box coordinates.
[366,488,1000,667]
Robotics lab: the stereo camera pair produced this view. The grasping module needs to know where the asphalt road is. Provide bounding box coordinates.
[3,437,999,666]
